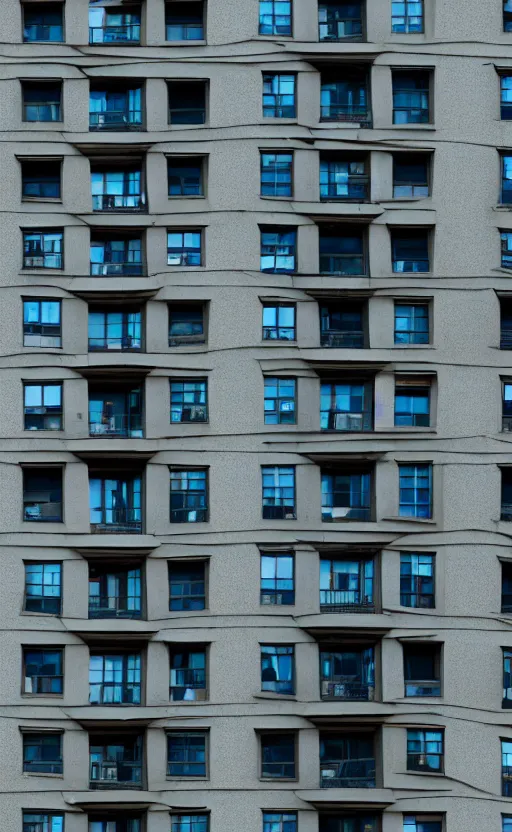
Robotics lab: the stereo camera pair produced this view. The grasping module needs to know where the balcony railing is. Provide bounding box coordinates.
[320,330,364,348]
[89,595,142,619]
[321,679,374,701]
[89,110,143,130]
[89,335,142,351]
[89,760,142,788]
[320,105,371,125]
[320,758,376,788]
[93,194,145,212]
[321,411,372,431]
[320,255,365,275]
[89,682,141,704]
[89,411,143,438]
[89,24,141,43]
[91,509,142,534]
[91,262,143,277]
[502,503,512,521]
[320,591,374,613]
[25,674,63,694]
[501,329,512,349]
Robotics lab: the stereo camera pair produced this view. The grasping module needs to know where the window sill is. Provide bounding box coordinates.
[253,691,297,701]
[381,516,436,524]
[22,693,63,699]
[390,344,434,349]
[390,426,437,433]
[259,777,298,783]
[23,772,63,778]
[22,197,63,204]
[20,610,60,617]
[404,769,445,777]
[381,197,431,204]
[387,123,436,130]
[260,195,294,201]
[168,195,206,199]
[166,776,209,781]
[169,698,209,705]
[263,118,298,124]
[165,40,207,46]
[261,340,297,345]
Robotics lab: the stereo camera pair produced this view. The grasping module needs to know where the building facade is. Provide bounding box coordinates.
[3,1,512,832]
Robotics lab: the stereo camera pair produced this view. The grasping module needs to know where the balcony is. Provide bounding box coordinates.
[89,85,143,131]
[90,235,143,276]
[89,386,143,438]
[88,308,143,352]
[320,647,375,701]
[89,735,143,789]
[90,474,143,534]
[89,23,141,43]
[321,469,373,522]
[320,303,366,348]
[89,563,142,619]
[320,69,371,125]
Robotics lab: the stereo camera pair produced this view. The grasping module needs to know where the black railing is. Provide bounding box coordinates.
[320,591,374,613]
[91,508,142,534]
[89,24,141,43]
[89,759,142,787]
[89,110,143,130]
[321,680,374,700]
[320,758,376,788]
[320,330,365,348]
[89,411,143,438]
[320,105,371,125]
[93,194,145,212]
[321,411,372,431]
[89,595,141,619]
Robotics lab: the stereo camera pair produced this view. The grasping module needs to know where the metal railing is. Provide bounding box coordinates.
[89,682,141,704]
[320,591,374,613]
[91,508,142,534]
[24,674,63,694]
[89,110,143,130]
[89,411,143,438]
[320,758,376,788]
[321,411,372,431]
[89,24,141,43]
[89,335,142,351]
[89,759,142,787]
[320,330,365,348]
[89,595,142,619]
[320,255,365,275]
[90,261,143,277]
[320,105,371,125]
[321,680,375,701]
[93,193,145,212]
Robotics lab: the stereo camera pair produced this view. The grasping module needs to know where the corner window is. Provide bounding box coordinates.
[391,229,430,273]
[394,302,429,344]
[262,465,296,519]
[24,383,62,431]
[260,226,297,272]
[23,733,63,774]
[264,377,296,424]
[398,463,432,518]
[262,73,296,118]
[23,467,63,522]
[167,731,207,776]
[167,230,203,266]
[392,71,430,124]
[22,82,62,122]
[23,230,63,269]
[24,562,62,614]
[259,0,292,35]
[394,381,430,427]
[260,733,296,778]
[407,729,444,772]
[260,552,295,604]
[170,468,208,523]
[261,645,295,694]
[262,303,296,340]
[403,643,441,696]
[260,152,293,197]
[391,0,424,33]
[22,159,61,199]
[23,647,63,694]
[165,1,205,40]
[168,157,205,196]
[400,553,435,608]
[171,379,208,423]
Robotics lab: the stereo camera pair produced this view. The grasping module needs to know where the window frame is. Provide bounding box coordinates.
[171,814,210,832]
[260,551,295,605]
[170,378,208,423]
[23,229,63,270]
[398,462,433,518]
[394,301,430,345]
[169,302,207,346]
[22,731,63,775]
[260,225,297,273]
[261,465,297,520]
[165,1,206,42]
[260,644,295,695]
[264,377,297,425]
[262,302,296,341]
[318,225,367,275]
[169,644,208,701]
[400,552,435,609]
[24,561,62,615]
[258,0,293,36]
[391,0,424,33]
[22,81,63,123]
[166,730,209,778]
[406,727,444,774]
[168,559,208,611]
[22,465,63,523]
[260,150,294,198]
[403,816,444,832]
[318,0,364,42]
[262,73,297,119]
[88,651,142,705]
[392,70,431,125]
[22,812,65,832]
[167,79,208,125]
[394,382,431,428]
[167,155,207,197]
[170,467,209,523]
[392,153,430,198]
[167,228,204,267]
[391,228,431,274]
[403,643,442,697]
[22,646,64,696]
[259,731,297,779]
[23,2,65,43]
[21,158,62,201]
[262,811,298,832]
[23,381,63,431]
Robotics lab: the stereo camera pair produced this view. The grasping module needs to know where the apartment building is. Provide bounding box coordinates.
[4,1,512,832]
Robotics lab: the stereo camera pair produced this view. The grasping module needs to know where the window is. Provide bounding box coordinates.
[90,235,143,276]
[394,383,430,427]
[407,729,443,773]
[259,0,292,35]
[392,0,423,32]
[91,168,144,212]
[320,155,368,201]
[23,813,64,832]
[89,564,142,619]
[168,81,207,124]
[320,733,376,788]
[403,643,441,696]
[260,152,293,197]
[320,302,365,348]
[169,303,206,345]
[168,157,205,196]
[505,740,512,795]
[264,378,296,425]
[23,733,62,774]
[318,1,363,40]
[262,303,296,340]
[169,561,206,610]
[167,230,203,266]
[23,299,61,348]
[25,562,62,614]
[166,2,205,40]
[171,380,208,423]
[88,308,142,351]
[400,553,435,608]
[320,647,375,700]
[22,159,61,199]
[503,469,512,520]
[320,817,379,832]
[22,82,62,122]
[398,463,432,518]
[319,226,366,275]
[504,382,512,432]
[262,465,296,519]
[403,818,443,832]
[391,229,430,273]
[503,300,512,349]
[504,566,512,615]
[506,0,512,31]
[260,226,297,272]
[320,558,374,611]
[89,84,143,130]
[392,71,430,124]
[23,3,63,41]
[167,731,207,776]
[503,157,512,204]
[393,154,429,197]
[24,383,63,431]
[89,4,141,43]
[23,648,63,694]
[90,474,142,531]
[170,468,208,523]
[89,653,142,704]
[89,735,143,787]
[171,815,209,832]
[260,733,296,778]
[23,467,63,522]
[262,73,296,118]
[260,552,295,604]
[504,649,512,707]
[320,382,372,431]
[321,470,372,520]
[261,645,295,694]
[502,77,512,119]
[503,232,512,268]
[320,67,369,123]
[23,230,63,269]
[263,813,297,832]
[394,303,429,344]
[170,646,207,700]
